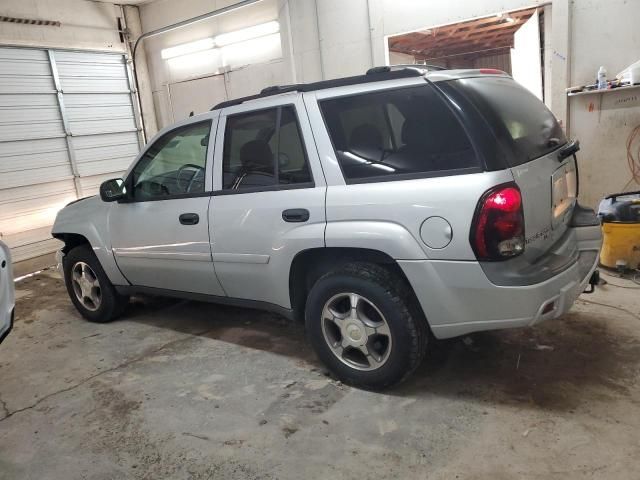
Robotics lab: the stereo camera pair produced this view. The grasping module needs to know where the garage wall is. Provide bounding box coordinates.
[139,0,286,128]
[566,0,640,207]
[0,0,125,52]
[0,0,144,263]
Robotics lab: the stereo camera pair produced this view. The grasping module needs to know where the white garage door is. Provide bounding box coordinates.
[0,47,142,263]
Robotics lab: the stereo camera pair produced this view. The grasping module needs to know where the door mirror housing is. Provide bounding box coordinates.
[100,178,127,202]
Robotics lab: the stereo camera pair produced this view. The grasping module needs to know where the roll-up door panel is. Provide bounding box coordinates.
[0,46,141,263]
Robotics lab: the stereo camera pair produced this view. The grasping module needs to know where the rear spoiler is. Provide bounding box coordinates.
[557,139,580,161]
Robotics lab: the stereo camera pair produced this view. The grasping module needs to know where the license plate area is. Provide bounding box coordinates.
[551,158,577,229]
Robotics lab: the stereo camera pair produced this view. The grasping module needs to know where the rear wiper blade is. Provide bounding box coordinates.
[557,139,580,161]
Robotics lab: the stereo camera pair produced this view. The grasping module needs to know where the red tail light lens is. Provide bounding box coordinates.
[470,183,525,260]
[479,68,505,75]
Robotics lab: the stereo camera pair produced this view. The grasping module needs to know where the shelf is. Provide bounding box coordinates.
[567,84,640,97]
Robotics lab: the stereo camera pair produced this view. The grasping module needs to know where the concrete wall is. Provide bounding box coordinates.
[566,0,640,206]
[0,0,125,52]
[139,0,286,127]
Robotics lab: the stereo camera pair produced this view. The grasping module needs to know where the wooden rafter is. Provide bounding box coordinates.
[388,7,536,60]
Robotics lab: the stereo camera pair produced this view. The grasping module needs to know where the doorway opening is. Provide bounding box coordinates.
[386,7,546,101]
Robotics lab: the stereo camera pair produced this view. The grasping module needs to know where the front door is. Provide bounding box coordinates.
[210,98,326,308]
[110,116,225,296]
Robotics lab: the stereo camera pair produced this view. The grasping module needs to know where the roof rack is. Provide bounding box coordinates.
[211,67,425,110]
[384,63,446,72]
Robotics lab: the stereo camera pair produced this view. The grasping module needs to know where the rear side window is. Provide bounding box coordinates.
[319,85,478,182]
[222,106,312,190]
[454,77,567,166]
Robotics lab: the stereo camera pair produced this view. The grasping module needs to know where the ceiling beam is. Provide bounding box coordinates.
[388,7,536,58]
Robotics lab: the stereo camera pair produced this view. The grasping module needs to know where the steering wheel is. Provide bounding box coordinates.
[176,164,205,193]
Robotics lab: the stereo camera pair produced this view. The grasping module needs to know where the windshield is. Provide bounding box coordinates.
[452,76,567,166]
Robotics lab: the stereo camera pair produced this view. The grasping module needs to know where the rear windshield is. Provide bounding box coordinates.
[454,76,567,166]
[319,84,479,183]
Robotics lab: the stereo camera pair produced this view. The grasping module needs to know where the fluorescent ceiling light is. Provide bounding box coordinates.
[213,21,279,47]
[161,38,215,59]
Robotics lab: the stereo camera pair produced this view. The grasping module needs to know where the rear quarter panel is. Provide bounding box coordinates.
[324,172,513,260]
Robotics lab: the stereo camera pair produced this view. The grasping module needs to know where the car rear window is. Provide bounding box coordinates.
[319,85,479,183]
[453,76,567,166]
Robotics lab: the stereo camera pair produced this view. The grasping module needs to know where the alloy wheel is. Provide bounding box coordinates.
[71,261,102,312]
[321,292,392,371]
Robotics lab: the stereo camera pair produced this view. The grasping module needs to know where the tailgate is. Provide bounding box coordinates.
[445,75,576,262]
[512,152,577,262]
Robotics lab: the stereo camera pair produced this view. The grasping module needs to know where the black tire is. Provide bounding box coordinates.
[305,262,428,390]
[63,244,128,323]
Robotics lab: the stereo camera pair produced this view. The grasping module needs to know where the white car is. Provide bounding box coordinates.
[0,240,15,344]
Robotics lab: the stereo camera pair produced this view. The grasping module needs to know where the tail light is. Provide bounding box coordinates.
[479,68,505,75]
[470,183,525,260]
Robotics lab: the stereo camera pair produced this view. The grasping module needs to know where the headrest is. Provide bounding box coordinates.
[240,140,273,170]
[401,118,423,146]
[350,124,383,151]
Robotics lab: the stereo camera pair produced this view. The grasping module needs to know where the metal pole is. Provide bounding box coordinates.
[314,0,325,80]
[131,0,265,61]
[120,6,148,147]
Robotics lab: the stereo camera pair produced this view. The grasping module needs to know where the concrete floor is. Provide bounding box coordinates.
[1,271,639,480]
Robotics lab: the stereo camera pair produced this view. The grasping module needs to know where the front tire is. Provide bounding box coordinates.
[63,244,128,323]
[305,262,428,390]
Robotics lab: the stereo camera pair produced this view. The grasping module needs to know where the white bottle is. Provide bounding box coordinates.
[597,66,607,90]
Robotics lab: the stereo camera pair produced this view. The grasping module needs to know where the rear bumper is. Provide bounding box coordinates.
[399,225,601,339]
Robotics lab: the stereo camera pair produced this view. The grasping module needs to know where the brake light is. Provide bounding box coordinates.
[470,183,525,260]
[479,69,505,75]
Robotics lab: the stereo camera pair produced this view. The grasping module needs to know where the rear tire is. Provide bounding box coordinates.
[305,262,427,390]
[63,244,128,323]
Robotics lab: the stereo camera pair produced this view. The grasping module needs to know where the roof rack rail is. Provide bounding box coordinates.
[392,63,446,71]
[260,84,304,95]
[211,67,424,110]
[366,64,446,75]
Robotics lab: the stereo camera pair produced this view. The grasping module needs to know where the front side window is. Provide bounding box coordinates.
[131,121,211,200]
[319,85,478,182]
[222,106,312,190]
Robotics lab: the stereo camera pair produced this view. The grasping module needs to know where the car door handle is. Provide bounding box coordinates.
[282,209,310,223]
[179,213,199,225]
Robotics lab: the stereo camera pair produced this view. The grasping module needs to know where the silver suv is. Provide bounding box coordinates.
[52,67,602,389]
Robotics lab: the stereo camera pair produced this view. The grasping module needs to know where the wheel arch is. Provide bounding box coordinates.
[289,247,423,323]
[51,227,128,286]
[51,197,129,286]
[52,232,91,254]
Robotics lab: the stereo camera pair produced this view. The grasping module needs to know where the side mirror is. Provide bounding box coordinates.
[99,178,127,202]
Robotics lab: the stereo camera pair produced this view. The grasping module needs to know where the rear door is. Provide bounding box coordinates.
[209,95,326,309]
[0,241,14,343]
[450,75,576,262]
